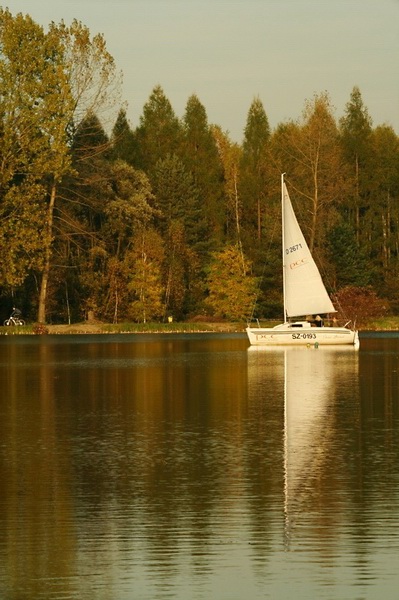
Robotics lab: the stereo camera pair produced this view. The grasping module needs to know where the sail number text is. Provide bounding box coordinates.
[291,332,316,340]
[285,243,303,254]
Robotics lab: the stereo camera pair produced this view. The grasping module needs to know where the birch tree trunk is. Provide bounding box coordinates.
[37,182,57,323]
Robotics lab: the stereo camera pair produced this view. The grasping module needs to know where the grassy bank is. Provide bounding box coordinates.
[0,320,249,335]
[359,316,399,331]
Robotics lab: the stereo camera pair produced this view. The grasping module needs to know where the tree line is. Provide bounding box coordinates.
[1,9,398,324]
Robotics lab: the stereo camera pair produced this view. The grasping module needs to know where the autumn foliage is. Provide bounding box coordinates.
[332,286,389,326]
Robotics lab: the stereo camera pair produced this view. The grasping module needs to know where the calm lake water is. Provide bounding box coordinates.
[0,332,398,600]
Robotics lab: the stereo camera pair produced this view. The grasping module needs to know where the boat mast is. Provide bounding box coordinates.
[281,173,287,322]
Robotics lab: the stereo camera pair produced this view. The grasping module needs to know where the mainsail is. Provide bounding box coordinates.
[282,183,335,318]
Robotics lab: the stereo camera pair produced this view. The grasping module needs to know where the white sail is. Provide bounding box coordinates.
[282,183,335,318]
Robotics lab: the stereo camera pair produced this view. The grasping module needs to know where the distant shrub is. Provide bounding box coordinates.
[332,286,389,325]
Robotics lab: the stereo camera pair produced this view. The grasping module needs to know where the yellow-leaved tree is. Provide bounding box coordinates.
[205,244,258,321]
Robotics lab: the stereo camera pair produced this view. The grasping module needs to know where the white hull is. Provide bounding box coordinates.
[246,322,359,346]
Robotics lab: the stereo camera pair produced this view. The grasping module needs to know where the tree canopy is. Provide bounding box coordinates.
[1,9,398,324]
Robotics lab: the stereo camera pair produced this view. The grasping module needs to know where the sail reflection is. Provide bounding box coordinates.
[248,345,359,548]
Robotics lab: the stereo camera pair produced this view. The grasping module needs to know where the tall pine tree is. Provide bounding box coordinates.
[134,85,183,175]
[240,96,271,251]
[182,94,225,243]
[340,86,373,239]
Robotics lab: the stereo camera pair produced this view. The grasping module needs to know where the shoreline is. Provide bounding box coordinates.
[2,319,399,335]
[45,323,246,335]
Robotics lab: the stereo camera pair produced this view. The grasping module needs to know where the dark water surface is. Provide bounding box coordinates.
[0,332,398,599]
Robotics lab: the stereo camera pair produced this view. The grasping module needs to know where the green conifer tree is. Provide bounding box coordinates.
[111,108,137,165]
[240,96,271,251]
[134,85,183,174]
[182,94,225,243]
[340,86,373,238]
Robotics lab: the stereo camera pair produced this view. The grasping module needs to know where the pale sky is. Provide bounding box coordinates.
[5,0,399,141]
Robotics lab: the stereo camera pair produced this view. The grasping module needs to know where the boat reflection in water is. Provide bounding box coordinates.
[247,344,359,549]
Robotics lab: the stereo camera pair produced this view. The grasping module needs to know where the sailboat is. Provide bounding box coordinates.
[246,175,359,346]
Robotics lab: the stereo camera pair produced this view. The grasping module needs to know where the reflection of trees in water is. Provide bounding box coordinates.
[0,342,76,597]
[3,337,399,595]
